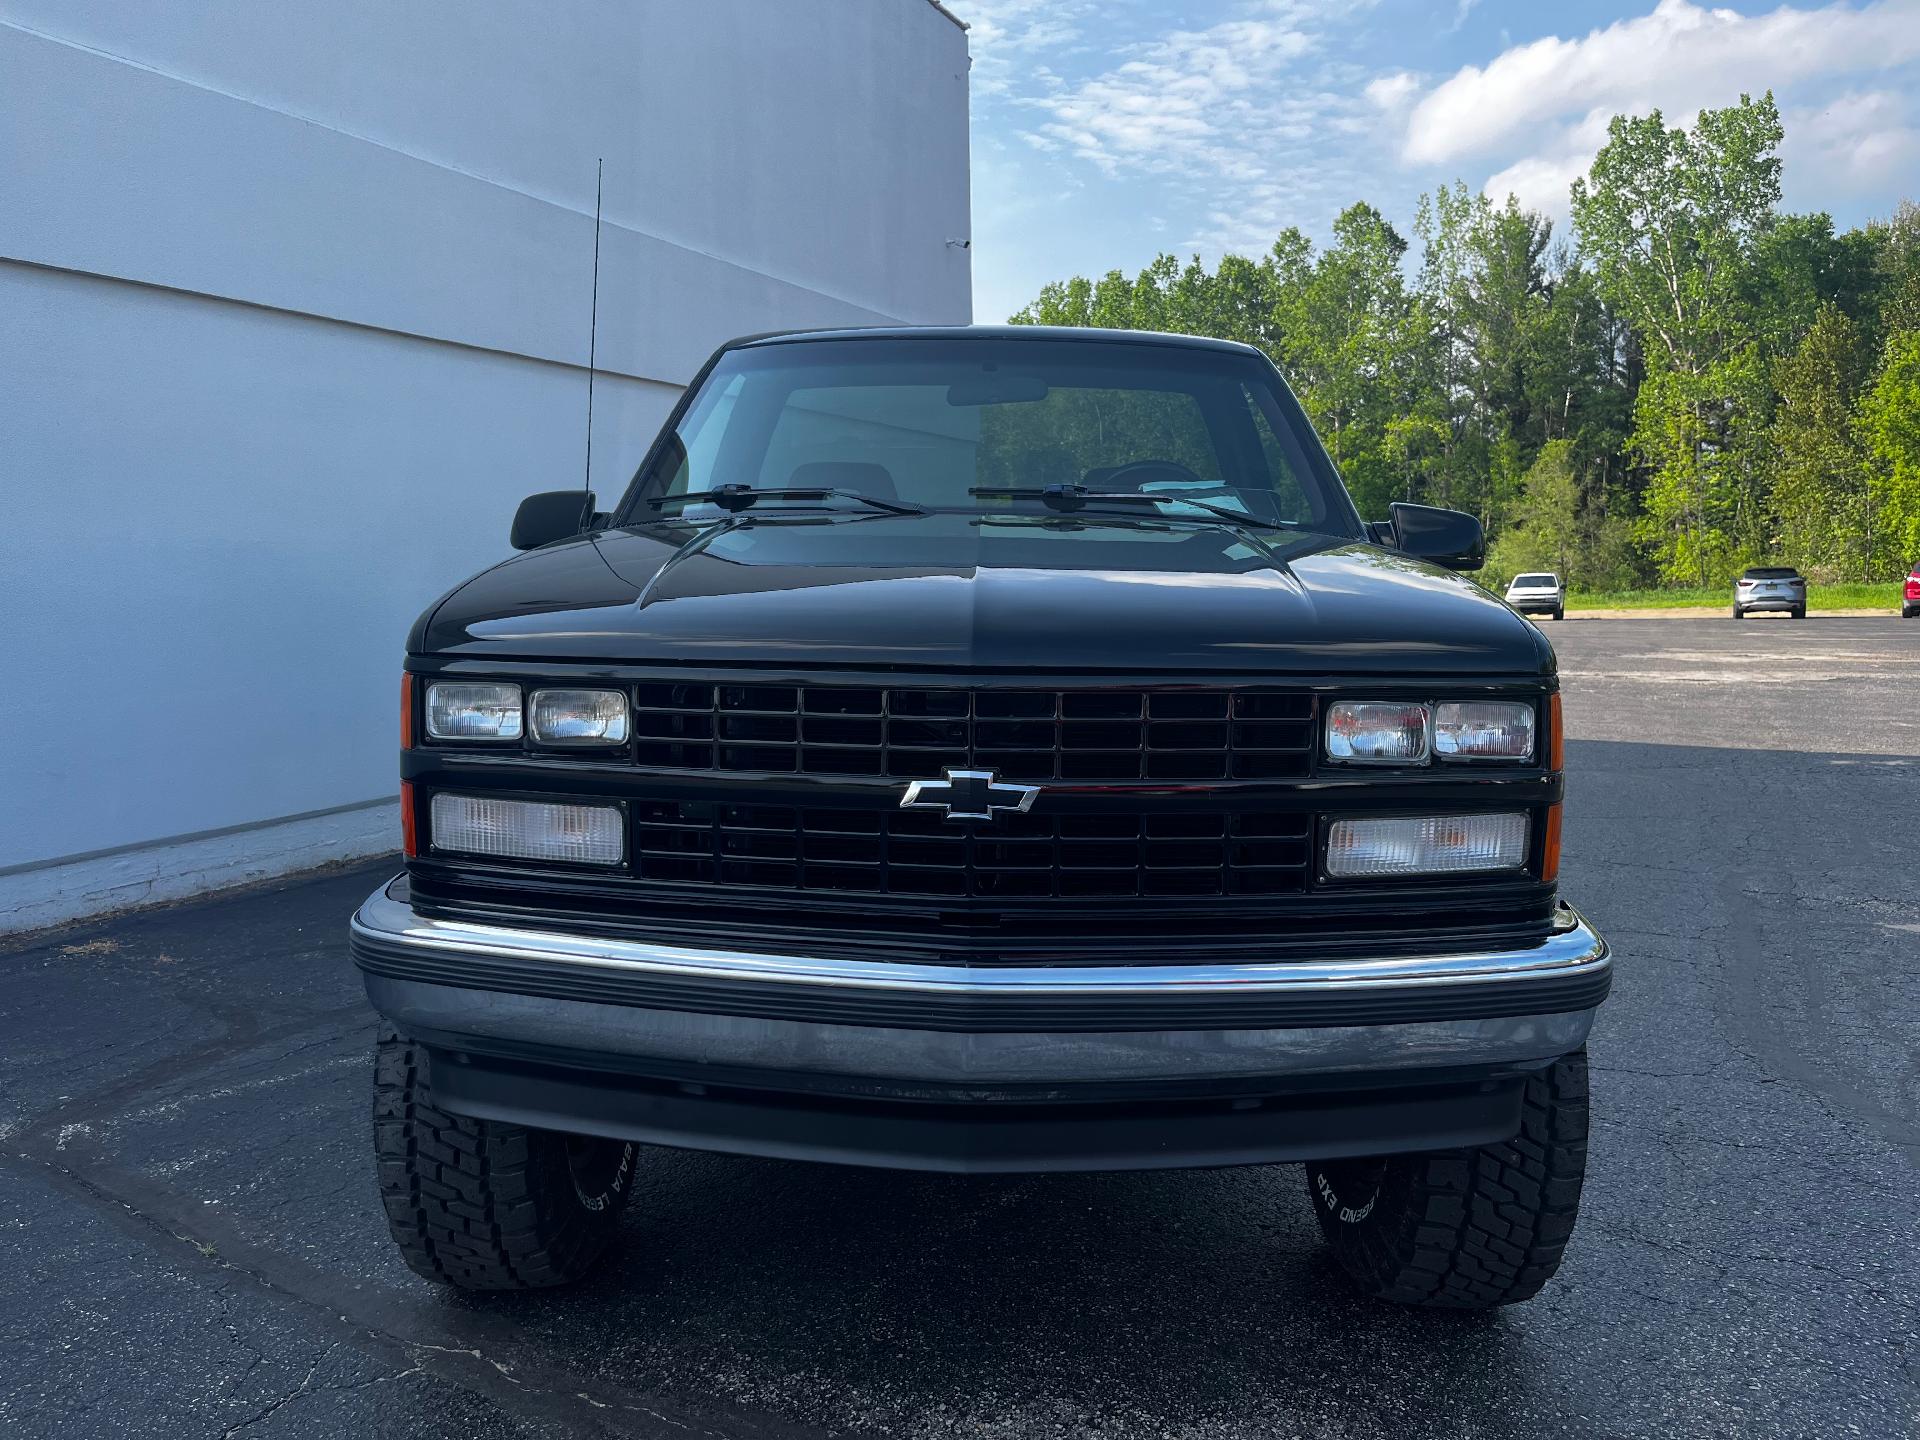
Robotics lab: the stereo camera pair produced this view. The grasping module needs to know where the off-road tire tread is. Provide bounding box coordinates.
[1307,1051,1589,1309]
[372,1026,629,1290]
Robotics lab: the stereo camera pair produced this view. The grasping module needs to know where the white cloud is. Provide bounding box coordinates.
[1365,71,1420,111]
[1784,89,1920,194]
[956,0,1384,266]
[957,0,1095,98]
[1479,107,1614,219]
[1403,0,1920,167]
[1024,7,1333,178]
[1479,153,1587,222]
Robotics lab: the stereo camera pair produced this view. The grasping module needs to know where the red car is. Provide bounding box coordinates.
[1904,563,1920,619]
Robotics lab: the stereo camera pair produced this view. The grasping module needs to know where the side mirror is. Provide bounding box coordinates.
[1385,502,1484,571]
[511,490,594,550]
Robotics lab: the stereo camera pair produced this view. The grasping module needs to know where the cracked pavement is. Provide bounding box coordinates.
[2,614,1916,1438]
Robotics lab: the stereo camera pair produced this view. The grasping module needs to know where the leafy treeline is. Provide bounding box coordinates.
[1011,95,1920,589]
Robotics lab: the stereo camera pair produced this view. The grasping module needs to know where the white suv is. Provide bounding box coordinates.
[1504,572,1564,622]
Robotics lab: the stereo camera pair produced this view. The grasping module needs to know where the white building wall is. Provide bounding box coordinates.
[0,1,971,932]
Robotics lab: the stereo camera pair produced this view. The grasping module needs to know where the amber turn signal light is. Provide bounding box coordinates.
[1548,692,1564,771]
[400,673,415,750]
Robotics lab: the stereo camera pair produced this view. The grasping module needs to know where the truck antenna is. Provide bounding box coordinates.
[584,157,603,495]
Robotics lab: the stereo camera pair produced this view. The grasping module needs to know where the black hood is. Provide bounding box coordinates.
[412,513,1552,676]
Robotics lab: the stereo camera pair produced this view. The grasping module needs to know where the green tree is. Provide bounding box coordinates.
[1458,200,1553,442]
[1745,212,1881,354]
[1486,440,1580,586]
[1572,94,1784,583]
[1867,201,1920,338]
[1013,275,1094,326]
[1768,303,1874,574]
[1410,184,1480,514]
[1273,204,1428,517]
[1860,330,1920,570]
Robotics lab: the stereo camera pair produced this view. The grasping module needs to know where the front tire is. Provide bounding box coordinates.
[1304,1051,1589,1309]
[373,1027,638,1291]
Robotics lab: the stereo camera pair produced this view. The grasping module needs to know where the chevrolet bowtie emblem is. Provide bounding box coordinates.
[899,767,1041,822]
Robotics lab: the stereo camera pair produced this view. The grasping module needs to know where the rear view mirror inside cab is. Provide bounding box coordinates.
[946,375,1050,406]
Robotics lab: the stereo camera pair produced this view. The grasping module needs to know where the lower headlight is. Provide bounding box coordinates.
[429,794,624,865]
[1325,813,1528,878]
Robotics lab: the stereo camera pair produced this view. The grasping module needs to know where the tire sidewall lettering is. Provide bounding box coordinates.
[574,1142,638,1212]
[1314,1168,1377,1225]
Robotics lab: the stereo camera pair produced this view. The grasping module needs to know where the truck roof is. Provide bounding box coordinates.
[728,324,1268,359]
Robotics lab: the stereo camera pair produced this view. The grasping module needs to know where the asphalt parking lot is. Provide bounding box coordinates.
[3,614,1916,1440]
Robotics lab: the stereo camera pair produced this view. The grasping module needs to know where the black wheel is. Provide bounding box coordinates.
[1305,1051,1589,1310]
[1732,606,1743,619]
[1791,606,1806,619]
[1552,608,1565,622]
[373,1026,637,1290]
[1905,605,1918,619]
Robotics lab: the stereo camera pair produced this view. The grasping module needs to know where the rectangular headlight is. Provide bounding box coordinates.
[425,682,522,741]
[530,688,630,746]
[1326,813,1528,878]
[1433,701,1535,761]
[429,793,623,865]
[1326,701,1430,764]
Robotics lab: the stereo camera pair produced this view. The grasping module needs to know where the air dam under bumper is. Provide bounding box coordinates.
[352,878,1609,1172]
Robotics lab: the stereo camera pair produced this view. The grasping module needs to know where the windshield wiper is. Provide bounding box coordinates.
[648,483,926,516]
[967,483,1302,530]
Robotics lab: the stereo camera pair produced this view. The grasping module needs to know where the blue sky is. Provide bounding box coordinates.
[949,0,1920,321]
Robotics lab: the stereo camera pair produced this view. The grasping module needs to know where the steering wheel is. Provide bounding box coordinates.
[1100,459,1210,491]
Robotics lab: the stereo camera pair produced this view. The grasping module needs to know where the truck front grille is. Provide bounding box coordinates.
[632,683,1315,783]
[407,673,1563,957]
[634,799,1314,899]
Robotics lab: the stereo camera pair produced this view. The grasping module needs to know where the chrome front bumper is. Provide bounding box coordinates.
[351,878,1609,1089]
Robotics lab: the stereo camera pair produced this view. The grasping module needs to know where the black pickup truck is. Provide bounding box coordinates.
[354,326,1609,1308]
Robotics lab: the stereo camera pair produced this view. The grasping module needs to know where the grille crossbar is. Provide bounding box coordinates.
[635,799,1313,900]
[632,683,1315,782]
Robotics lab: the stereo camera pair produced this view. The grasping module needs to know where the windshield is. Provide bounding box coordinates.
[1513,574,1556,586]
[617,336,1363,536]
